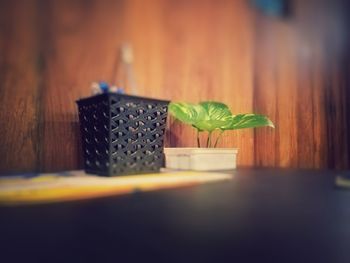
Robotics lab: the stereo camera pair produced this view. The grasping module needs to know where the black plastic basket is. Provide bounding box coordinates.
[76,93,170,176]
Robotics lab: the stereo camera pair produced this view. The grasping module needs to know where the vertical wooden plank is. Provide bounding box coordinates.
[311,55,327,169]
[294,1,316,169]
[162,0,207,148]
[216,0,255,166]
[328,61,349,169]
[293,0,329,169]
[253,15,278,167]
[317,0,350,170]
[121,0,165,98]
[162,0,255,166]
[275,22,299,168]
[39,0,127,172]
[345,61,350,170]
[331,4,350,169]
[0,0,41,174]
[253,14,299,168]
[295,66,314,169]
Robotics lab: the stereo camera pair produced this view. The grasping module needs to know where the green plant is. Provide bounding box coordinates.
[168,101,274,148]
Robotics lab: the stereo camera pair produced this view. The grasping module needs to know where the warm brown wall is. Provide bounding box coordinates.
[0,0,349,173]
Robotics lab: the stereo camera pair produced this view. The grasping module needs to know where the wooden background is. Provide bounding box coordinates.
[0,0,349,174]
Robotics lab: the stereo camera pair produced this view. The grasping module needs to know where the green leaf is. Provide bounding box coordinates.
[195,102,232,132]
[169,102,274,133]
[169,101,233,132]
[222,114,275,130]
[168,102,206,126]
[199,101,232,121]
[194,119,229,132]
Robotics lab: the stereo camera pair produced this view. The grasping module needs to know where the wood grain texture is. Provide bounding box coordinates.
[253,0,350,169]
[0,0,349,173]
[38,0,127,171]
[0,0,41,173]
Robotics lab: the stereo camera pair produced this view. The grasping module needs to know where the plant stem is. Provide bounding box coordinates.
[196,130,201,148]
[213,130,224,148]
[207,131,212,148]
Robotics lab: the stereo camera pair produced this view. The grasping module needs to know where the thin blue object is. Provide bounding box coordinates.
[251,0,288,16]
[98,81,110,93]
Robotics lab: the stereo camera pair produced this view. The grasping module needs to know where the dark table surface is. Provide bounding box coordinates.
[1,168,350,263]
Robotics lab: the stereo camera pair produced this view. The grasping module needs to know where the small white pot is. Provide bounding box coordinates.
[164,148,238,171]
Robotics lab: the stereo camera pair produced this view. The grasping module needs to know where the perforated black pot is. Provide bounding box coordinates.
[76,93,170,176]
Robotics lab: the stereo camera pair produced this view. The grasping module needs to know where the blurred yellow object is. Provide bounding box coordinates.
[335,174,350,189]
[0,170,231,205]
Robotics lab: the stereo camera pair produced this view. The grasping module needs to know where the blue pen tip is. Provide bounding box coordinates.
[98,81,109,93]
